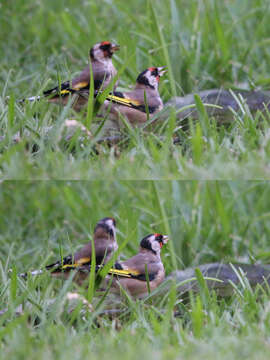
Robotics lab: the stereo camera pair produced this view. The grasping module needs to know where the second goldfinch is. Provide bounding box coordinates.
[106,233,168,298]
[102,67,166,127]
[25,41,119,111]
[20,217,118,284]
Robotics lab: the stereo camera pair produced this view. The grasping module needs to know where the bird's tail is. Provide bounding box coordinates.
[18,95,41,103]
[17,269,44,279]
[17,264,101,279]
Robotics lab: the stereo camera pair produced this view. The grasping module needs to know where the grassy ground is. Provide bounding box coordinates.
[1,181,270,359]
[1,0,270,179]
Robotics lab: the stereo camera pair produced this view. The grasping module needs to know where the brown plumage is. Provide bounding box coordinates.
[106,233,168,298]
[102,67,166,127]
[20,217,118,283]
[24,41,119,111]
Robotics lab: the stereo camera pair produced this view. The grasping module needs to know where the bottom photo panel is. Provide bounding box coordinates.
[1,181,270,359]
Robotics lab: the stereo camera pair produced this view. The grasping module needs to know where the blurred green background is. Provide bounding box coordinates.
[2,0,270,99]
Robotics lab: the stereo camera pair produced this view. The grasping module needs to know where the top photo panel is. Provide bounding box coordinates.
[1,0,270,179]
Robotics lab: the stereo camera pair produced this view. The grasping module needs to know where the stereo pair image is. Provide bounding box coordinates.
[20,217,168,299]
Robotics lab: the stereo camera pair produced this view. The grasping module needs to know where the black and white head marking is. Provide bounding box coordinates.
[136,67,166,90]
[140,233,168,255]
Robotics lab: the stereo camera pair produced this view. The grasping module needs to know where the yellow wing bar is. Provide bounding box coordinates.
[106,94,141,108]
[59,89,72,95]
[54,259,140,279]
[107,268,140,278]
[57,82,89,96]
[61,257,91,270]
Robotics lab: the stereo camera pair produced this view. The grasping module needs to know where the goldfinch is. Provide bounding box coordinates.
[102,67,166,127]
[20,217,118,282]
[24,41,119,110]
[106,233,168,298]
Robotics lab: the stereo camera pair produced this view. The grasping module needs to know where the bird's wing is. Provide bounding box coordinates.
[72,64,106,91]
[43,66,111,98]
[43,81,75,97]
[72,61,112,92]
[45,252,92,273]
[106,91,158,114]
[45,254,74,271]
[106,91,141,108]
[74,240,115,266]
[108,255,160,281]
[43,65,92,98]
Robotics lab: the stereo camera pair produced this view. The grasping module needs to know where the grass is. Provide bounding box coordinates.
[1,0,270,178]
[2,181,270,359]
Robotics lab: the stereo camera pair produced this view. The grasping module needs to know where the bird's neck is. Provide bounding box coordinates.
[94,58,112,68]
[135,83,159,92]
[139,247,161,258]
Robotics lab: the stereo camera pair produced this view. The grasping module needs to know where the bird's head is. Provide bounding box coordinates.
[140,233,169,255]
[94,217,117,240]
[136,66,167,91]
[90,41,120,61]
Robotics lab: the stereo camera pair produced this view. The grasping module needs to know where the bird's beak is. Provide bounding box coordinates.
[162,235,169,244]
[111,44,120,52]
[157,66,167,76]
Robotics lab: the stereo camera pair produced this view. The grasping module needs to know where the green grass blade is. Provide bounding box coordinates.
[87,236,96,303]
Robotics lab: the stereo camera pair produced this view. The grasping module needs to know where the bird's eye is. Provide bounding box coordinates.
[151,68,158,76]
[100,43,111,51]
[154,233,163,243]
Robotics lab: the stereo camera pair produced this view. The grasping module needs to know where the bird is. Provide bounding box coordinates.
[23,41,120,111]
[19,217,118,284]
[104,233,168,298]
[102,67,166,127]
